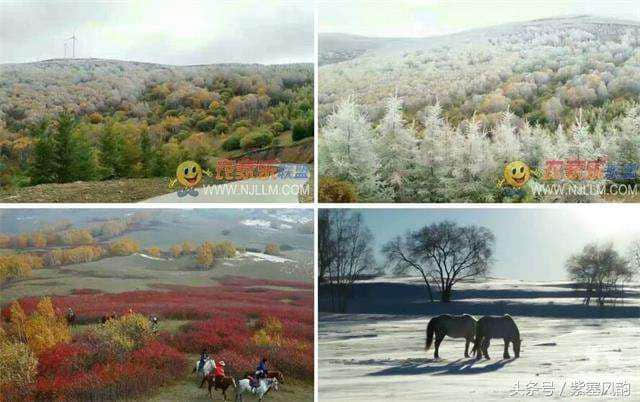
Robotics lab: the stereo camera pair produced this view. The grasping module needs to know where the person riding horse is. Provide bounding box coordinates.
[150,315,159,332]
[198,349,209,373]
[66,308,75,324]
[250,357,269,388]
[214,360,225,382]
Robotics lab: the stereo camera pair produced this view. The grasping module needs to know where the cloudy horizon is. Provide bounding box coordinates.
[320,0,640,38]
[0,0,313,65]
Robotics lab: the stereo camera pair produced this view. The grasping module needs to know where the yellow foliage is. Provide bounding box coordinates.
[264,243,280,256]
[43,245,105,266]
[0,253,43,283]
[170,244,182,258]
[146,246,162,257]
[252,317,283,347]
[7,302,27,344]
[182,241,194,254]
[28,232,47,248]
[108,238,140,256]
[5,298,70,355]
[94,313,152,354]
[196,243,214,268]
[212,241,236,258]
[0,233,10,248]
[0,339,38,387]
[23,297,71,355]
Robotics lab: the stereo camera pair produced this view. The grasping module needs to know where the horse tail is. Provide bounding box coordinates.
[425,318,435,351]
[474,319,484,356]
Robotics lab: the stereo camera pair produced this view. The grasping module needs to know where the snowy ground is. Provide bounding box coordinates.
[319,278,640,401]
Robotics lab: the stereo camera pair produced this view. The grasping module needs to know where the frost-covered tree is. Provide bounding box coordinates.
[318,97,382,200]
[374,96,417,200]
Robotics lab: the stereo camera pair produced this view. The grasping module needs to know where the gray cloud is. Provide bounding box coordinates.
[0,0,313,65]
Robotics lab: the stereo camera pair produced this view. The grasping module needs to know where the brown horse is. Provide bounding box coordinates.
[101,312,117,324]
[425,314,477,359]
[242,370,284,384]
[474,314,521,360]
[205,374,236,400]
[66,308,76,325]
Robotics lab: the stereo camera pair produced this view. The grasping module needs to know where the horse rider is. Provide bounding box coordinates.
[255,357,268,381]
[67,308,75,323]
[214,360,226,383]
[198,349,209,373]
[150,315,159,332]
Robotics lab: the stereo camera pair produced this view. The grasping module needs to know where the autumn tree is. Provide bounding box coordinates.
[145,246,162,257]
[108,238,140,256]
[264,243,280,256]
[196,242,215,269]
[182,241,195,255]
[212,241,236,258]
[170,244,182,258]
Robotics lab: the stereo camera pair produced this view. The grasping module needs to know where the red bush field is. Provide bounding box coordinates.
[0,276,313,400]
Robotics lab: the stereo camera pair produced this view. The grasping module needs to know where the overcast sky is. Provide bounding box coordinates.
[320,0,640,37]
[0,0,313,65]
[344,206,640,281]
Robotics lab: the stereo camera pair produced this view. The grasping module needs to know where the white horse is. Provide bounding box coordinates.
[235,378,279,402]
[193,358,216,387]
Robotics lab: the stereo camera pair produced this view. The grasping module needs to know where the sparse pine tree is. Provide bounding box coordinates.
[53,111,76,183]
[29,120,58,184]
[99,122,124,179]
[140,130,154,177]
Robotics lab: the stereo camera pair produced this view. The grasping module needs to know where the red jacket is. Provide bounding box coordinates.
[215,365,225,377]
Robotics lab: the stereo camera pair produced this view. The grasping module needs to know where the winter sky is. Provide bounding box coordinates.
[351,207,640,281]
[0,0,313,65]
[319,0,640,37]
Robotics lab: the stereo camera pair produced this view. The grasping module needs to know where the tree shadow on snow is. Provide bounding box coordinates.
[365,357,514,377]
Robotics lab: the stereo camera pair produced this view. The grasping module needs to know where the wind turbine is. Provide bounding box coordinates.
[67,34,77,58]
[64,42,67,58]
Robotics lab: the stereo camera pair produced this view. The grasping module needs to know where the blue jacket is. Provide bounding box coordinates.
[257,361,267,372]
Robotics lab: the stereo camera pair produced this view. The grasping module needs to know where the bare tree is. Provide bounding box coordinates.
[320,210,374,312]
[382,221,494,302]
[566,242,634,307]
[318,209,334,283]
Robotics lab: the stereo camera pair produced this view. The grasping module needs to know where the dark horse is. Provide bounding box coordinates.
[474,314,521,359]
[66,308,76,325]
[425,314,477,358]
[205,374,236,400]
[101,312,117,324]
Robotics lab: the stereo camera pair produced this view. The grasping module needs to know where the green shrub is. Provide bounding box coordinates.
[196,116,216,131]
[292,118,313,141]
[231,119,251,131]
[213,122,228,135]
[271,122,285,134]
[222,136,241,151]
[233,126,250,138]
[240,131,272,149]
[319,177,357,202]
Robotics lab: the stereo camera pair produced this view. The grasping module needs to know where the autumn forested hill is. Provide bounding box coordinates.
[0,59,313,189]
